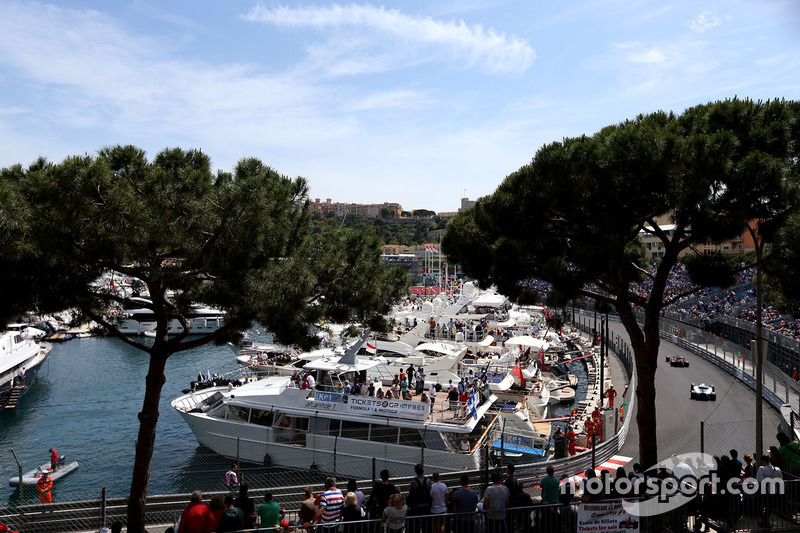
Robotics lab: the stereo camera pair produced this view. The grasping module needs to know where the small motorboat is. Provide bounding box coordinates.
[8,456,79,487]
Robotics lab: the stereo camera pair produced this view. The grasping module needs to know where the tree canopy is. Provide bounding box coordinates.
[0,145,407,531]
[443,98,799,468]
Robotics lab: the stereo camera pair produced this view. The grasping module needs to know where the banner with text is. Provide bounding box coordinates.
[345,396,429,420]
[578,501,638,532]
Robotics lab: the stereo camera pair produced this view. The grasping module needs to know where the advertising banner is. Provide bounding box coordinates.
[345,396,429,420]
[577,501,639,532]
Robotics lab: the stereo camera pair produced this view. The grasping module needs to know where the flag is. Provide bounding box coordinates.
[206,369,212,381]
[512,364,526,390]
[467,389,478,419]
[366,342,377,355]
[425,243,439,253]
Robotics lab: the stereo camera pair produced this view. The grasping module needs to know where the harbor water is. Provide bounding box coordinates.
[0,336,242,505]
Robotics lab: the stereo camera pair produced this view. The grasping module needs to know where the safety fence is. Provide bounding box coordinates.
[6,475,798,533]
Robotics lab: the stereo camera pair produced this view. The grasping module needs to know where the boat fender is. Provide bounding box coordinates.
[263,454,273,467]
[279,416,291,428]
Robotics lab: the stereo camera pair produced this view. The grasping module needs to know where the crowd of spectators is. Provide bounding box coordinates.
[517,262,800,341]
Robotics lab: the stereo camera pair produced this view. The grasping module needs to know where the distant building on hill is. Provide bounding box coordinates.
[459,197,477,211]
[310,198,403,218]
[639,215,761,259]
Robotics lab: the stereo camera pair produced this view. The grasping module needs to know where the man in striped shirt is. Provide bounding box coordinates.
[315,476,344,531]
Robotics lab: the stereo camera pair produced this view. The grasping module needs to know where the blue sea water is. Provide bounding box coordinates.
[0,336,243,505]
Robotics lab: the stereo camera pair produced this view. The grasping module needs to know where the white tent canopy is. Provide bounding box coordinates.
[504,336,549,351]
[471,292,509,308]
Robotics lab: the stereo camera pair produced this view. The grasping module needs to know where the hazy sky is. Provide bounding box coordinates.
[1,1,798,212]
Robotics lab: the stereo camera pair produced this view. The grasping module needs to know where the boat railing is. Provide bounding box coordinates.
[172,388,220,411]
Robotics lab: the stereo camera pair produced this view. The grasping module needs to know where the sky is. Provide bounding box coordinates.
[1,1,798,213]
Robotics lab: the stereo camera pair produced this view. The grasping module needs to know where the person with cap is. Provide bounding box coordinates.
[37,471,53,504]
[605,385,617,408]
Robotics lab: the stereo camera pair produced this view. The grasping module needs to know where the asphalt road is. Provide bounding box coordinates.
[609,321,782,464]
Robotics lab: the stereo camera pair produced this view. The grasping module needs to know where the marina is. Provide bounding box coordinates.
[0,335,242,505]
[0,316,592,506]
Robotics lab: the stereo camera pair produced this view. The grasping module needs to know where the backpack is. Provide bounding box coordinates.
[408,477,432,509]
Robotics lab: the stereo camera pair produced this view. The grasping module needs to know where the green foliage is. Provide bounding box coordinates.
[313,212,440,246]
[444,99,798,307]
[766,210,800,315]
[0,145,406,346]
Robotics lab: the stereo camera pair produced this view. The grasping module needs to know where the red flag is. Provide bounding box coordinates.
[514,364,527,390]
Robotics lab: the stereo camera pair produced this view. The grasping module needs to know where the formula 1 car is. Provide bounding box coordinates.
[690,383,716,401]
[666,355,689,367]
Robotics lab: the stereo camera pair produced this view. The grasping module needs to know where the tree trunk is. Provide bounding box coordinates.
[126,347,169,532]
[616,301,661,468]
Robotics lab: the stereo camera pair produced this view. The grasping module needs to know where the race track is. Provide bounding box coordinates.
[609,321,782,464]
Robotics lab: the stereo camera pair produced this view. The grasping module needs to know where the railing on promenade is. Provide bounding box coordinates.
[52,476,793,533]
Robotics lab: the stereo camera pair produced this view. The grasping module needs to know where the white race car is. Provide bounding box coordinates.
[690,383,716,401]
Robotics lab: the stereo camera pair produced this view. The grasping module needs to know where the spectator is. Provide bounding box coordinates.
[298,487,318,531]
[430,472,449,533]
[341,491,367,533]
[483,471,509,533]
[776,432,800,475]
[236,483,256,529]
[540,466,559,505]
[258,491,284,533]
[406,464,432,533]
[383,494,407,533]
[316,476,344,533]
[513,481,533,533]
[366,469,399,521]
[451,475,479,533]
[742,454,755,478]
[347,479,366,509]
[217,495,245,533]
[756,454,783,529]
[209,495,225,531]
[178,491,214,533]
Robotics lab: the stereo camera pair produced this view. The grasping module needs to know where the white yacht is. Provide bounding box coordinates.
[236,335,466,388]
[0,329,52,410]
[113,298,225,336]
[173,350,547,477]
